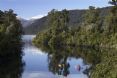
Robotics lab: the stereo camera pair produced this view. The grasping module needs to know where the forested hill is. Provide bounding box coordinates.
[23,6,111,34]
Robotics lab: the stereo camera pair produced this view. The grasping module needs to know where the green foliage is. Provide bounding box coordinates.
[83,6,100,24]
[103,6,117,34]
[36,44,117,78]
[33,6,117,48]
[109,0,117,6]
[0,9,23,55]
[33,9,70,47]
[90,49,117,78]
[33,6,117,78]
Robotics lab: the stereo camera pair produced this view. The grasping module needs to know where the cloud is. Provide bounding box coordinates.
[30,14,47,19]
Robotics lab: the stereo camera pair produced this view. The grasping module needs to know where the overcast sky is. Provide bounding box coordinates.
[0,0,110,19]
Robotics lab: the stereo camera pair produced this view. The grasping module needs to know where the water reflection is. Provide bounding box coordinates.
[48,49,70,77]
[22,35,117,78]
[38,45,117,78]
[39,46,93,77]
[22,35,90,78]
[0,45,24,78]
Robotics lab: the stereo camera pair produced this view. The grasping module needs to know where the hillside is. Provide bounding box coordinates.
[23,7,111,34]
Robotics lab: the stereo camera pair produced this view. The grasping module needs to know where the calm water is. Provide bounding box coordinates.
[21,35,90,78]
[0,35,116,78]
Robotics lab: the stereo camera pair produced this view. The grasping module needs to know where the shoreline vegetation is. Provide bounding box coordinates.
[0,0,116,78]
[33,44,117,78]
[0,9,23,56]
[33,6,117,49]
[0,9,24,78]
[33,1,117,78]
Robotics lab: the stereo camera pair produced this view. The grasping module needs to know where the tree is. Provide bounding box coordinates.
[103,6,117,34]
[0,9,23,54]
[81,6,100,34]
[109,0,117,6]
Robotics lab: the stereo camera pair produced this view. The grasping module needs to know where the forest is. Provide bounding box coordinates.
[33,1,117,78]
[0,0,117,78]
[0,9,23,56]
[33,6,117,48]
[0,9,24,78]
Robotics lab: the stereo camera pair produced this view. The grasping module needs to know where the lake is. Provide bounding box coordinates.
[0,35,116,78]
[21,35,90,78]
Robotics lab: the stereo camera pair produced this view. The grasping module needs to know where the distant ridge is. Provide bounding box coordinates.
[20,7,111,34]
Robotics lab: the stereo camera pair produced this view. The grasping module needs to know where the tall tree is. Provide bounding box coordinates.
[109,0,117,6]
[0,9,23,53]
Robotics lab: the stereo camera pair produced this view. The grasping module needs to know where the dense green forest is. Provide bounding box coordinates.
[0,9,23,55]
[0,0,116,78]
[0,9,24,78]
[33,1,117,78]
[33,5,117,48]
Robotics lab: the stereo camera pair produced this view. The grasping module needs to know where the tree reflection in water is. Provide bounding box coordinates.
[0,50,25,78]
[35,44,117,78]
[39,45,99,77]
[48,49,70,77]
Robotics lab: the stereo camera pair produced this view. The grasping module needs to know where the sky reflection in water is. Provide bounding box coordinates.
[22,35,89,78]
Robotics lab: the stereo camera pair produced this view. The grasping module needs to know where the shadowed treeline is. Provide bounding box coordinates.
[0,9,23,55]
[0,49,25,78]
[37,44,117,78]
[0,9,24,78]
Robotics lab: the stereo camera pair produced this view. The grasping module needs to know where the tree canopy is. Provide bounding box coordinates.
[0,9,23,55]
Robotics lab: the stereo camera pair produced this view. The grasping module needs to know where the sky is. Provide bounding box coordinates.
[0,0,110,19]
